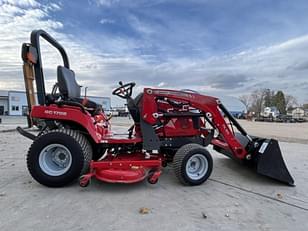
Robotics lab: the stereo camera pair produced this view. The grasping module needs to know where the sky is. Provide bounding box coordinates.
[0,0,308,106]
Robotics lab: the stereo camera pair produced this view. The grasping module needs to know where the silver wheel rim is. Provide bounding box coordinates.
[185,154,208,180]
[39,144,72,176]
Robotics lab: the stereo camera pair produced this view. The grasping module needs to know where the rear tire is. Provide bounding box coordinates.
[173,143,213,186]
[27,129,92,187]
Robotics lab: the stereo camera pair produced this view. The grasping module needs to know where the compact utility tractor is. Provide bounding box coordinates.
[18,30,294,187]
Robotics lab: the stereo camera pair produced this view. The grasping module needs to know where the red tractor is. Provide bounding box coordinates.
[18,30,294,187]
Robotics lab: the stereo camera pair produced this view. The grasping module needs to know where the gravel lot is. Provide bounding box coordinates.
[0,116,308,231]
[238,120,308,144]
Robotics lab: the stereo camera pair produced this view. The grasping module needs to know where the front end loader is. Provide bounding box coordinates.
[18,29,294,188]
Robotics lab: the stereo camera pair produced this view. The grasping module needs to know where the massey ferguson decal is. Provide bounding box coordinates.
[44,110,67,116]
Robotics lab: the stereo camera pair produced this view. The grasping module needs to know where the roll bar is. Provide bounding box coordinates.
[30,30,70,105]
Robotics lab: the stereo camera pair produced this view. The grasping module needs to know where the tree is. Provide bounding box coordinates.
[239,95,251,111]
[263,89,275,107]
[285,94,298,111]
[242,89,295,116]
[303,104,308,110]
[250,89,267,115]
[273,90,286,114]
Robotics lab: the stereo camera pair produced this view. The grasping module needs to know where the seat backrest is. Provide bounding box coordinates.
[126,93,143,123]
[57,66,81,99]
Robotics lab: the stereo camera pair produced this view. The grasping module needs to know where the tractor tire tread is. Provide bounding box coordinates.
[27,128,92,187]
[173,143,212,186]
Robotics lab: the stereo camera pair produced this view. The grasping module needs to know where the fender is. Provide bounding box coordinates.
[31,104,102,143]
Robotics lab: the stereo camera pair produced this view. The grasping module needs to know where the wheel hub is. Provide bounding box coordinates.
[186,154,208,180]
[52,150,70,168]
[39,144,72,176]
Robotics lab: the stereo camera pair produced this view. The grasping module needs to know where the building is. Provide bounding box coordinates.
[8,91,29,116]
[0,90,37,116]
[0,90,111,116]
[292,107,305,119]
[0,90,8,115]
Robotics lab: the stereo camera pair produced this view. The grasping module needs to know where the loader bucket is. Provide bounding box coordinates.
[253,139,295,186]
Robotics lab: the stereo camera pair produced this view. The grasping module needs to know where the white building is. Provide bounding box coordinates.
[292,107,305,119]
[8,91,28,116]
[0,90,8,115]
[0,90,111,116]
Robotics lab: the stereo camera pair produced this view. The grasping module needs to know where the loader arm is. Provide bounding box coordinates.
[141,88,249,160]
[141,88,295,185]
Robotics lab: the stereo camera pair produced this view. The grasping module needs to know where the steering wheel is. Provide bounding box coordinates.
[112,81,136,99]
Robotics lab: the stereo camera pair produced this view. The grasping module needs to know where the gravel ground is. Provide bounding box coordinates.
[238,120,308,144]
[0,116,308,231]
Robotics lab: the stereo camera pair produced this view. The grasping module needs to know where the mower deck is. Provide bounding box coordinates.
[80,153,162,186]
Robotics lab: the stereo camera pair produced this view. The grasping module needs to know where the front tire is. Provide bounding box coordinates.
[27,129,92,187]
[173,143,213,186]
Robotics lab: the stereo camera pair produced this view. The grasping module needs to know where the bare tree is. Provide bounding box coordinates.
[285,94,298,110]
[250,89,267,116]
[239,95,251,110]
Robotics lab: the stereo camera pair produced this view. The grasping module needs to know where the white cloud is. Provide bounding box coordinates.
[99,18,115,24]
[0,0,39,7]
[95,0,119,7]
[127,14,155,35]
[49,3,61,11]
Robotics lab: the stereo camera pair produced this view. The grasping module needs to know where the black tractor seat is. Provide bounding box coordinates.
[126,93,143,123]
[47,66,102,115]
